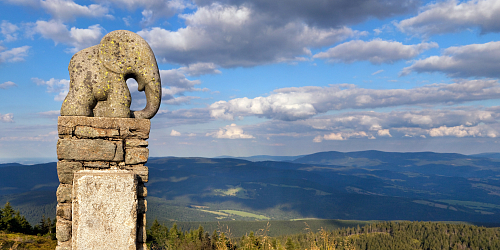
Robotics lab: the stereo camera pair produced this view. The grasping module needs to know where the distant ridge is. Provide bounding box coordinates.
[2,150,500,225]
[215,155,304,162]
[470,153,500,159]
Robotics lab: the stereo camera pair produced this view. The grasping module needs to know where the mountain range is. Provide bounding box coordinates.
[1,150,500,226]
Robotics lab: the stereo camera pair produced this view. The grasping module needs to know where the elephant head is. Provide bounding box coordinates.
[99,30,162,119]
[60,30,161,119]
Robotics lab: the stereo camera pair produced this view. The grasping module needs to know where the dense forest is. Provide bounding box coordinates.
[147,220,500,250]
[0,202,55,237]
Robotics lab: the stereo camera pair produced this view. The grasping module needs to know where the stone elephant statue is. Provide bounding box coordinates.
[60,30,161,119]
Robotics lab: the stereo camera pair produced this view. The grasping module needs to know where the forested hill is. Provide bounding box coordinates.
[1,151,500,225]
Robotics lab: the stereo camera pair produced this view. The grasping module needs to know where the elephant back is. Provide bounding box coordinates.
[99,30,157,75]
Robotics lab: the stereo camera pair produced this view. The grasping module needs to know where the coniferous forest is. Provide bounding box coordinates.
[147,220,500,250]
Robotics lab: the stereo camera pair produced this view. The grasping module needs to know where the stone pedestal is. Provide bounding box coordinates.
[56,116,149,250]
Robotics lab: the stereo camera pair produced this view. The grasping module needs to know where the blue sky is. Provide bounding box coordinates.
[1,0,500,162]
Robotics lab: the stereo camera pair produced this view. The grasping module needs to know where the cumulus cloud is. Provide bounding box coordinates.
[0,45,30,64]
[34,20,103,52]
[32,77,69,101]
[95,0,190,26]
[3,0,112,21]
[1,20,19,42]
[193,0,419,28]
[0,113,14,123]
[401,41,500,78]
[179,63,222,76]
[313,131,370,142]
[397,0,500,37]
[206,123,254,139]
[157,69,206,105]
[0,81,17,89]
[314,39,438,64]
[138,3,358,67]
[210,79,500,121]
[170,129,181,136]
[429,125,498,138]
[258,107,500,142]
[40,0,112,21]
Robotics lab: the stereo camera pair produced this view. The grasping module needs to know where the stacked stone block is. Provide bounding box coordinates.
[56,116,149,250]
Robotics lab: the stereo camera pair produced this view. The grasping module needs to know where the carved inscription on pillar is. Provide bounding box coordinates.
[73,170,137,250]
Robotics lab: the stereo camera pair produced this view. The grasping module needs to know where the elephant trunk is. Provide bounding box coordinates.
[131,66,162,119]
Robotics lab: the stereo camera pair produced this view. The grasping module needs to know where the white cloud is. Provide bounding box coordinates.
[96,0,190,26]
[377,129,392,137]
[253,107,500,142]
[40,0,112,21]
[193,0,418,28]
[34,20,103,53]
[32,77,69,101]
[170,129,181,136]
[372,70,384,76]
[429,125,498,138]
[206,123,254,139]
[1,20,19,42]
[158,68,205,105]
[314,39,438,64]
[0,81,17,89]
[397,0,500,37]
[179,62,221,76]
[401,41,500,78]
[138,3,358,67]
[210,79,500,121]
[314,131,369,142]
[0,113,14,123]
[0,46,30,64]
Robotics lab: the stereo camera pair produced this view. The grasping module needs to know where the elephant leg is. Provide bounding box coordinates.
[60,78,97,117]
[93,82,132,118]
[61,46,99,117]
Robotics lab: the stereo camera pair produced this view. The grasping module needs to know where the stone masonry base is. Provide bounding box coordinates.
[55,116,149,250]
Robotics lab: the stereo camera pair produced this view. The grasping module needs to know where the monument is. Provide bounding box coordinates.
[55,30,161,250]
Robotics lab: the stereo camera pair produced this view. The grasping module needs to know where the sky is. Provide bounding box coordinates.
[1,0,500,162]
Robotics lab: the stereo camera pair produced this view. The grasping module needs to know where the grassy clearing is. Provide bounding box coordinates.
[437,199,500,210]
[220,210,270,220]
[198,209,230,216]
[0,232,56,250]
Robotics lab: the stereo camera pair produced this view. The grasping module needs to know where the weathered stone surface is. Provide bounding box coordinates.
[124,165,148,183]
[125,139,148,147]
[56,217,72,242]
[137,242,147,250]
[57,161,83,184]
[72,170,137,250]
[125,148,149,165]
[60,30,161,119]
[84,161,109,169]
[57,184,72,203]
[58,116,150,139]
[137,185,147,198]
[137,213,146,243]
[57,139,121,161]
[75,126,119,138]
[57,204,72,221]
[138,198,147,213]
[56,240,72,250]
[113,140,124,162]
[58,125,73,136]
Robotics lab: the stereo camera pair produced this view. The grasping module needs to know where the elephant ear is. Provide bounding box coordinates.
[99,30,156,74]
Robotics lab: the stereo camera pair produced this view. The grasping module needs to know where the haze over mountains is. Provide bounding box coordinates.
[1,150,500,226]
